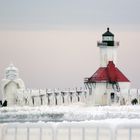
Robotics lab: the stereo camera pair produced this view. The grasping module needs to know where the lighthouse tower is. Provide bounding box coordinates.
[85,28,130,106]
[0,64,25,106]
[98,27,118,67]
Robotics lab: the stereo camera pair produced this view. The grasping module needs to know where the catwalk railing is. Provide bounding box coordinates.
[1,121,140,140]
[15,88,140,106]
[15,88,88,106]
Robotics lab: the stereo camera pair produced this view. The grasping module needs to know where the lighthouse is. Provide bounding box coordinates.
[84,28,130,106]
[0,64,25,106]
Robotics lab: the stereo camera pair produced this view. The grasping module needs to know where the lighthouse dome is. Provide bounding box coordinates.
[5,63,19,80]
[102,28,114,36]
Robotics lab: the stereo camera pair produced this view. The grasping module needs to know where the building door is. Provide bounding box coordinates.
[102,93,107,105]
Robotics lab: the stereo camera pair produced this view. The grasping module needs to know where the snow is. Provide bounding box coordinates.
[1,119,140,140]
[1,105,140,140]
[1,104,140,123]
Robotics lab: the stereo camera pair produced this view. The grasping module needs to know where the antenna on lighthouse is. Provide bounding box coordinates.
[107,27,109,31]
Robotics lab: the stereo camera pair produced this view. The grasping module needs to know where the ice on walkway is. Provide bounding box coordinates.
[1,105,140,122]
[1,105,140,139]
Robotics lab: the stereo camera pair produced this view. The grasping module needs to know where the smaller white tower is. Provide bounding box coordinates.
[0,64,25,106]
[97,28,119,67]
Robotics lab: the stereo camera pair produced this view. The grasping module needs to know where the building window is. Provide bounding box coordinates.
[110,92,115,102]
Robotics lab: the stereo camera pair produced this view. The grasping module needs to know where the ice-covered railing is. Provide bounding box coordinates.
[1,119,140,140]
[15,88,88,106]
[15,88,140,106]
[109,88,140,105]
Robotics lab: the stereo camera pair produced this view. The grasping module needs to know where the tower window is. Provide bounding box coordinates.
[103,36,114,41]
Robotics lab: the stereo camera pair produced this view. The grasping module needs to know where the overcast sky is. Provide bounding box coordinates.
[0,0,140,89]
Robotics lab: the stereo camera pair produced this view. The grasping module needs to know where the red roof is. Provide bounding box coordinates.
[87,61,130,83]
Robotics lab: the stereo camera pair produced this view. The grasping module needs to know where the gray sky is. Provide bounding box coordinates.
[0,0,140,89]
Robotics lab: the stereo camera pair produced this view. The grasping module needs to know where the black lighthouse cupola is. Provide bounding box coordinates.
[102,27,114,46]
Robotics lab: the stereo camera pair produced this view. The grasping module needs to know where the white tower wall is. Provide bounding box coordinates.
[100,46,118,67]
[3,81,18,105]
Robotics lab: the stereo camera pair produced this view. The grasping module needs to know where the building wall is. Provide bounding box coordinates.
[86,82,133,106]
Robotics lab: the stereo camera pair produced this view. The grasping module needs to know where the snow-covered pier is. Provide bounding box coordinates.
[0,105,140,140]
